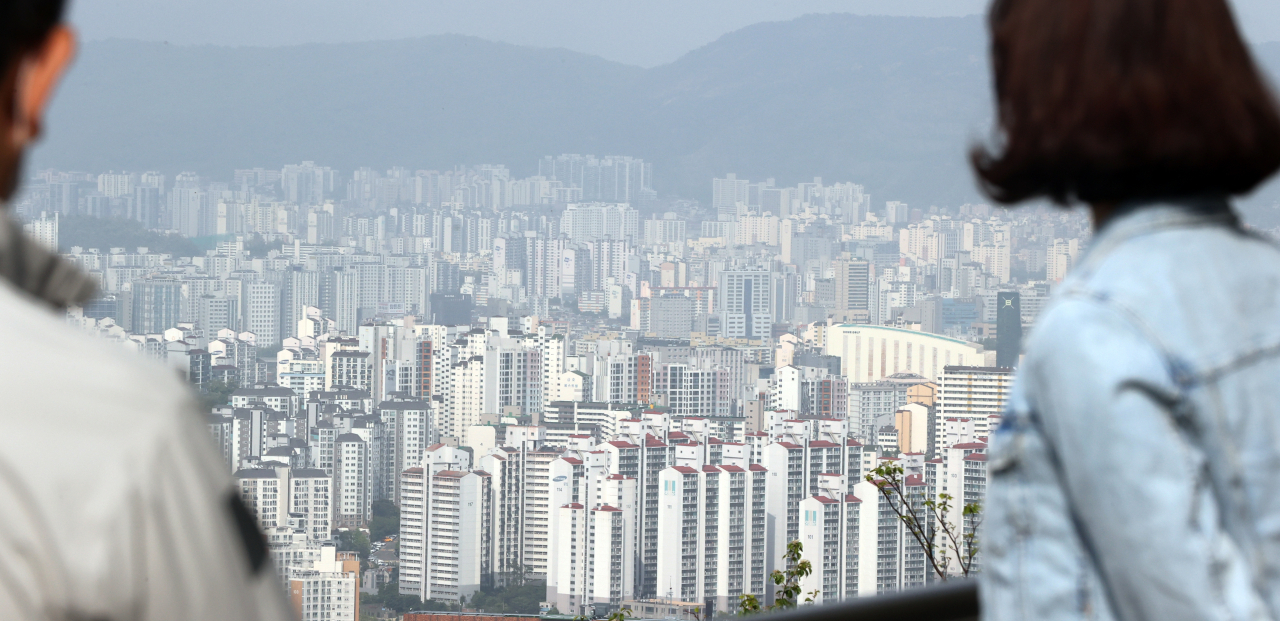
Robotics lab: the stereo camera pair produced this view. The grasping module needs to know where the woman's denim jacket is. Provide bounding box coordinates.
[982,199,1280,621]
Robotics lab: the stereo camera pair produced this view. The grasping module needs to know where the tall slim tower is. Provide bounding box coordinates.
[995,291,1022,368]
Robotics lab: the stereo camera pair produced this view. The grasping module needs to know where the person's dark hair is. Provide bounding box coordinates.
[971,0,1280,205]
[0,0,66,67]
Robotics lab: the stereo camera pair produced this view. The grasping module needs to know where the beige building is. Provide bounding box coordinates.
[937,365,1014,437]
[825,324,983,383]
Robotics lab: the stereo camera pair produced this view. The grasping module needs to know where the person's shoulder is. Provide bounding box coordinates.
[0,282,193,429]
[1024,286,1174,397]
[1089,222,1280,293]
[1025,293,1117,353]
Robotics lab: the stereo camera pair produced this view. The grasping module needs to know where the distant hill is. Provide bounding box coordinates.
[26,14,1280,219]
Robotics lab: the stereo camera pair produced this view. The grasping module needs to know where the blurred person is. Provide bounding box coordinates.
[974,1,1280,620]
[0,1,292,620]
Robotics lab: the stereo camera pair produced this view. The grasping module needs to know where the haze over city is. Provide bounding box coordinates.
[8,1,1280,621]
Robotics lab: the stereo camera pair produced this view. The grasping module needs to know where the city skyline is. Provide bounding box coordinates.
[18,147,1066,615]
[2,2,1271,620]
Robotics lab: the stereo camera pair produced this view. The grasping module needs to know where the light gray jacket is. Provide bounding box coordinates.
[982,198,1280,621]
[0,213,95,308]
[0,216,290,620]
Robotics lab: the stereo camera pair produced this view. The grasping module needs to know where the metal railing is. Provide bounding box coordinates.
[402,581,979,621]
[759,581,978,621]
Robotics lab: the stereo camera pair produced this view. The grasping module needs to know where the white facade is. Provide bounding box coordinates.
[826,324,983,383]
[551,503,634,615]
[719,270,772,340]
[399,467,428,598]
[655,464,768,615]
[290,469,334,541]
[236,467,286,528]
[937,366,1013,438]
[797,477,864,602]
[287,545,360,621]
[423,470,492,603]
[334,433,369,528]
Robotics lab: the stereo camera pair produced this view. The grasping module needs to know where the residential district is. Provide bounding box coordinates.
[17,156,1092,620]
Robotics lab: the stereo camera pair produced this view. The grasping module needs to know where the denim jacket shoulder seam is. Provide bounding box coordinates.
[1049,288,1190,391]
[1061,270,1280,390]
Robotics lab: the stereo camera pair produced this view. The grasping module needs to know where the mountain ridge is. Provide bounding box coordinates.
[28,14,1280,216]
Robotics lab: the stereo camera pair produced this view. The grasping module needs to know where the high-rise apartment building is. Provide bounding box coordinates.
[797,474,866,601]
[718,270,772,340]
[286,546,360,621]
[130,279,183,334]
[656,463,768,614]
[242,281,281,346]
[937,366,1013,437]
[415,470,492,603]
[552,503,634,615]
[712,174,749,220]
[22,211,57,251]
[334,433,369,528]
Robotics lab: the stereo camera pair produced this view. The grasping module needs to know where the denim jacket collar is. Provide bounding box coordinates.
[1074,196,1238,277]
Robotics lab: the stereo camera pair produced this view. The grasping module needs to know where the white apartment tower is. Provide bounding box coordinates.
[287,546,360,621]
[236,467,333,542]
[849,473,930,594]
[236,468,285,528]
[938,366,1013,437]
[477,427,559,580]
[551,504,634,616]
[423,470,493,603]
[399,467,495,603]
[655,464,768,615]
[596,433,674,599]
[377,398,431,504]
[398,468,428,598]
[290,468,334,542]
[334,433,369,528]
[797,474,864,602]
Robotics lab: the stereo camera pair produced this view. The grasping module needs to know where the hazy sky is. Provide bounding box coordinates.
[68,0,1280,67]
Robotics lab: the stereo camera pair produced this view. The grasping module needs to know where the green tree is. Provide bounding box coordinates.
[200,378,239,410]
[605,607,633,621]
[337,529,371,561]
[59,214,202,256]
[737,540,817,615]
[370,500,400,542]
[363,570,454,613]
[865,462,981,580]
[244,233,283,258]
[468,578,547,614]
